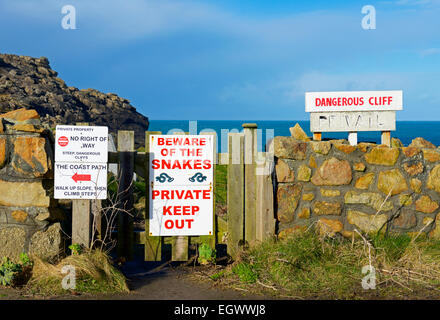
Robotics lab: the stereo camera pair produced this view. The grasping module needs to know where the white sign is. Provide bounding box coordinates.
[54,162,108,199]
[55,125,108,200]
[55,125,108,163]
[305,90,403,112]
[149,135,214,236]
[310,111,396,132]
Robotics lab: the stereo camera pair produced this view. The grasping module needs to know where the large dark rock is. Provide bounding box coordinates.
[0,54,149,147]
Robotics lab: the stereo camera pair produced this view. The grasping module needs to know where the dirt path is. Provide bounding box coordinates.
[0,262,267,300]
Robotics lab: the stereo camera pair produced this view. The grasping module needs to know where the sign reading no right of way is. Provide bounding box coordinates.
[54,125,108,200]
[149,135,214,236]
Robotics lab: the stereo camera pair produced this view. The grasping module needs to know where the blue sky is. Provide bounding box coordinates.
[0,0,439,120]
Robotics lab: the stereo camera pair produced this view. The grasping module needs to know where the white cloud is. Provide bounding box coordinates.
[394,0,440,6]
[420,48,440,56]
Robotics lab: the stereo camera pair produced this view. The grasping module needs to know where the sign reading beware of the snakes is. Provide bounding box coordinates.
[148,135,214,236]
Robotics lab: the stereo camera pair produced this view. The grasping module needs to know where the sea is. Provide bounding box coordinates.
[148,120,440,153]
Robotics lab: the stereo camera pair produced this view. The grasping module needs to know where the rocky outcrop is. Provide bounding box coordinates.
[0,54,149,146]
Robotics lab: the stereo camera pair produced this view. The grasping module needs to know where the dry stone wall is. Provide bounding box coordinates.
[0,108,64,262]
[273,124,440,239]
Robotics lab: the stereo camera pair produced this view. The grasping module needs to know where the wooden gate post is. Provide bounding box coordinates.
[145,131,162,261]
[381,131,391,147]
[71,122,92,249]
[199,131,217,251]
[72,200,91,248]
[242,123,258,246]
[313,132,322,141]
[117,130,135,260]
[171,132,189,261]
[227,132,244,258]
[255,152,276,242]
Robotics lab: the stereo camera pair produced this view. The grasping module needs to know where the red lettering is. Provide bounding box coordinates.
[164,220,173,229]
[316,98,321,106]
[175,220,185,229]
[182,160,192,169]
[203,190,211,199]
[203,160,212,169]
[193,160,202,170]
[163,219,194,229]
[152,159,160,169]
[163,206,173,215]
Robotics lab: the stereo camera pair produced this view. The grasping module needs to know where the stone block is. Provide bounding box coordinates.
[11,137,49,177]
[311,157,352,186]
[344,190,393,211]
[273,137,307,160]
[0,180,50,207]
[312,201,341,215]
[347,210,387,233]
[377,169,408,195]
[365,146,399,166]
[277,184,302,223]
[355,173,375,190]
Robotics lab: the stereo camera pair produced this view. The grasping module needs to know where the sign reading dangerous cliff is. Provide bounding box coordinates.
[149,135,214,236]
[305,90,403,145]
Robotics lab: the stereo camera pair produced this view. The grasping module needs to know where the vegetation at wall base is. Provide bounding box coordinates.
[0,250,128,296]
[193,228,440,299]
[28,249,129,296]
[0,253,32,287]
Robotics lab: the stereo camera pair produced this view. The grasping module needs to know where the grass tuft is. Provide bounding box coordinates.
[27,250,129,295]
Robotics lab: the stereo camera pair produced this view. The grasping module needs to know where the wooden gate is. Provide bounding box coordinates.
[96,124,275,262]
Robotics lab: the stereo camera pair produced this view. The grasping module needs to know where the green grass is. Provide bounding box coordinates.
[215,165,227,205]
[371,233,412,262]
[232,262,258,284]
[217,229,440,299]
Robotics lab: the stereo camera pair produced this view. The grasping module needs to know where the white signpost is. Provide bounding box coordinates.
[149,135,214,236]
[305,90,403,145]
[54,125,108,200]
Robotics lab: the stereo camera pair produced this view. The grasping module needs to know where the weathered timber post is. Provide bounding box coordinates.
[171,132,189,261]
[72,122,92,248]
[227,132,244,258]
[145,131,162,261]
[243,123,258,246]
[72,199,91,248]
[255,152,276,242]
[117,130,135,260]
[348,132,358,146]
[199,131,217,251]
[313,132,322,141]
[381,131,391,147]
